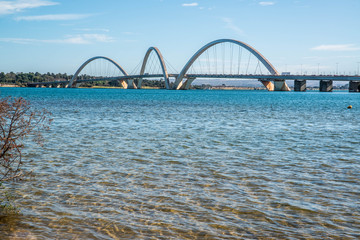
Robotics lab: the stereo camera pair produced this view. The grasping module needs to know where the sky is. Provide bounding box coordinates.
[0,0,360,75]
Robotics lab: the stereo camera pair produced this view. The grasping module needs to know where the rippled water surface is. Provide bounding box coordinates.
[0,88,359,239]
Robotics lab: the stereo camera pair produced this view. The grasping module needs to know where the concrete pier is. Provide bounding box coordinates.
[349,81,360,92]
[274,80,291,91]
[320,80,333,92]
[260,80,274,91]
[126,79,137,89]
[183,77,196,90]
[294,80,306,92]
[120,80,128,89]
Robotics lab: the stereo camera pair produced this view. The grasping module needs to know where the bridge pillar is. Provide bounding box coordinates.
[274,80,290,91]
[259,79,274,91]
[183,77,196,90]
[320,80,333,92]
[75,83,81,88]
[126,79,137,89]
[349,81,360,92]
[56,84,61,88]
[294,80,306,92]
[260,80,274,91]
[136,79,143,89]
[177,81,183,90]
[120,80,128,89]
[175,80,184,90]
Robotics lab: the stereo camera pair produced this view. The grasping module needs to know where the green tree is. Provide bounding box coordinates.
[0,72,5,83]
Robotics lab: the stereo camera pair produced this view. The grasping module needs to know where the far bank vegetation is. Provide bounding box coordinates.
[0,72,166,88]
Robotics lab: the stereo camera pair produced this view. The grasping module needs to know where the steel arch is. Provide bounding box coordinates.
[67,56,128,88]
[173,39,280,90]
[139,47,170,89]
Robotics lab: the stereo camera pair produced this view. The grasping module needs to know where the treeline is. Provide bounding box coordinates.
[0,72,166,88]
[0,72,70,87]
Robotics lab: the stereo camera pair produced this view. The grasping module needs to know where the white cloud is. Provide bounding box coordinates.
[0,0,58,15]
[222,18,244,36]
[311,44,360,51]
[182,2,198,7]
[79,34,114,43]
[15,13,90,21]
[0,38,35,44]
[259,1,275,6]
[0,34,115,44]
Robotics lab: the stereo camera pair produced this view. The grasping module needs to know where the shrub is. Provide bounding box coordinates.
[0,97,51,213]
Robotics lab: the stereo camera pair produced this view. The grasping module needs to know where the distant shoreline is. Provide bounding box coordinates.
[0,84,19,87]
[0,85,261,90]
[0,85,347,91]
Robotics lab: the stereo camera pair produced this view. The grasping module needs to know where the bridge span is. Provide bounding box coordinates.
[28,39,360,92]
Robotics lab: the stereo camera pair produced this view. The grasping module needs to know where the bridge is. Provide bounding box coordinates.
[28,39,360,92]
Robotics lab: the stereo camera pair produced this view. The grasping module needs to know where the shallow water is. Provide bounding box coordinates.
[0,88,359,239]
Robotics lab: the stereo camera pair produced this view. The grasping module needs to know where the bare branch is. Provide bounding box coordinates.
[0,97,51,181]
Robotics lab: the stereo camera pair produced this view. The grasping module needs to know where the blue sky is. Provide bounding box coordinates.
[0,0,359,75]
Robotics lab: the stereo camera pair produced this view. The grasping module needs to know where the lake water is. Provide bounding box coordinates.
[0,88,359,239]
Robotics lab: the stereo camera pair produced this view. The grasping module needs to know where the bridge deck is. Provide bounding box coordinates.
[186,74,360,81]
[27,74,360,87]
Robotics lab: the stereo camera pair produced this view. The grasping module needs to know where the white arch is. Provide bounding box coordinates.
[139,47,170,89]
[68,56,128,88]
[173,39,280,90]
